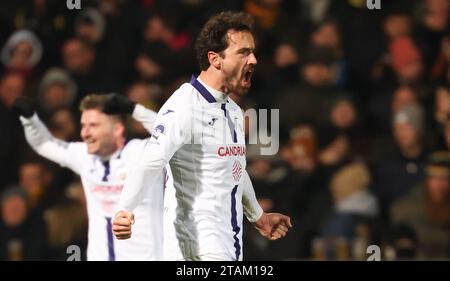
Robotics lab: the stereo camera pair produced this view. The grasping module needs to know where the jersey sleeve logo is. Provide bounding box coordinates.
[162,109,174,115]
[152,123,165,140]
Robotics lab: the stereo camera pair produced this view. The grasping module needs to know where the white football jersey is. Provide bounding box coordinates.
[119,76,262,261]
[20,105,163,261]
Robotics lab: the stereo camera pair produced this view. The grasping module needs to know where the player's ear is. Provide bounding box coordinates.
[114,121,125,138]
[208,51,221,69]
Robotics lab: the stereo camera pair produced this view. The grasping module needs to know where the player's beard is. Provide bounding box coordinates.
[224,78,248,96]
[222,69,251,96]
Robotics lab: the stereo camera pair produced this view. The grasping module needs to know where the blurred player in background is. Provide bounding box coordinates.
[113,11,292,261]
[12,94,163,260]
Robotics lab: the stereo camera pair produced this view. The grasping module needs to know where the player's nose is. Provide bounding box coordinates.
[248,52,257,65]
[80,128,90,140]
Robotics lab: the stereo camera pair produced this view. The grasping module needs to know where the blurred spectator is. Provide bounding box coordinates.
[62,37,112,98]
[136,11,195,85]
[125,81,162,138]
[412,0,448,82]
[38,68,77,115]
[74,8,105,46]
[391,86,420,114]
[127,81,161,111]
[1,29,42,77]
[329,96,358,132]
[323,95,370,159]
[276,47,339,131]
[301,47,339,88]
[421,0,449,33]
[310,20,347,88]
[13,0,71,67]
[19,161,53,211]
[62,37,95,76]
[318,161,379,260]
[281,124,335,259]
[373,104,428,218]
[271,42,300,89]
[323,162,378,235]
[389,36,424,83]
[430,34,450,82]
[433,85,450,126]
[0,72,25,109]
[368,84,422,137]
[318,134,350,168]
[244,0,295,57]
[44,181,87,260]
[283,125,318,174]
[382,223,419,260]
[436,117,450,151]
[299,0,331,25]
[48,108,78,142]
[0,73,27,189]
[391,151,450,259]
[0,186,49,260]
[383,13,412,41]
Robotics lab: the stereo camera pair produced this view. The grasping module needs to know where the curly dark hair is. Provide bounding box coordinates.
[195,11,255,71]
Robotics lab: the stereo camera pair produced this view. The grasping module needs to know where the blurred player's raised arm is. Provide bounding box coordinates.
[132,104,157,134]
[14,97,84,174]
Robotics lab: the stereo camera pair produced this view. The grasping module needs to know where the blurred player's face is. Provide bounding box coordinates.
[80,109,124,157]
[219,30,257,96]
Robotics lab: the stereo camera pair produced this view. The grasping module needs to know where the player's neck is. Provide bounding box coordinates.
[99,138,125,161]
[198,70,229,95]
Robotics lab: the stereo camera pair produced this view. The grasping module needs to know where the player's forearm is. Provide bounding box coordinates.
[132,104,158,134]
[242,171,264,222]
[20,114,74,168]
[20,113,52,149]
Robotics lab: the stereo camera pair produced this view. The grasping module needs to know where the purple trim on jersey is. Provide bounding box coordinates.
[189,75,216,103]
[221,103,227,116]
[102,160,110,182]
[230,185,241,261]
[221,103,238,143]
[106,217,115,261]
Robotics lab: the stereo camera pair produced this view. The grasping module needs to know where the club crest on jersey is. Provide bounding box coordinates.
[152,124,165,140]
[232,160,243,182]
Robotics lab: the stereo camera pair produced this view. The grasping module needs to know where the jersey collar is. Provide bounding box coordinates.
[190,74,228,103]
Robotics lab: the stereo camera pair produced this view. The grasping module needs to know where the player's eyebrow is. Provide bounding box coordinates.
[237,47,255,55]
